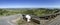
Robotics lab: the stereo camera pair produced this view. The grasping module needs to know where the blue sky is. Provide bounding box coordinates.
[0,0,60,8]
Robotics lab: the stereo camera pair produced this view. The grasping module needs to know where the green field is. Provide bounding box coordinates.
[0,8,60,16]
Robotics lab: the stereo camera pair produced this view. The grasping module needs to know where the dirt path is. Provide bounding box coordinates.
[0,14,22,25]
[47,15,60,25]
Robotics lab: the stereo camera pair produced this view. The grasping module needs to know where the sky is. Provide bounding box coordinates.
[0,0,60,8]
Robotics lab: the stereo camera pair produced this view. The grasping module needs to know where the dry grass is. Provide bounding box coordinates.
[17,19,27,25]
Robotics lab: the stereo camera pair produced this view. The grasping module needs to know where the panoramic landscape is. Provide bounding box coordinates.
[0,0,60,25]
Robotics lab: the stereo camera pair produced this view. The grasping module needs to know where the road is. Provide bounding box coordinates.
[0,14,22,25]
